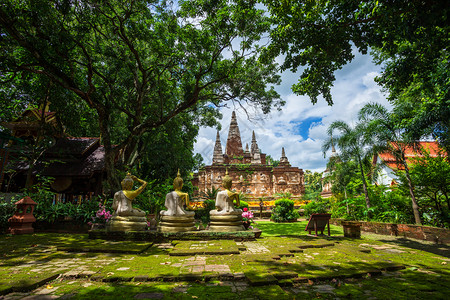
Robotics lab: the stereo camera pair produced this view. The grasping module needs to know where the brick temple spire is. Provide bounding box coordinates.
[212,130,224,164]
[250,130,261,164]
[225,111,244,161]
[279,147,291,166]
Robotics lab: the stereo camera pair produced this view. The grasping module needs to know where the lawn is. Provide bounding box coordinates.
[255,220,342,237]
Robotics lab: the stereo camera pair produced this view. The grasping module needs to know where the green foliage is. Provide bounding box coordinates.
[17,176,109,225]
[0,201,16,232]
[135,115,206,182]
[399,149,450,228]
[237,200,249,211]
[330,185,414,224]
[0,0,283,188]
[303,170,323,200]
[270,199,299,223]
[265,155,279,167]
[359,102,421,224]
[323,120,374,209]
[262,0,449,111]
[194,199,216,225]
[303,197,330,218]
[134,179,173,215]
[273,192,293,199]
[237,192,249,204]
[201,186,220,201]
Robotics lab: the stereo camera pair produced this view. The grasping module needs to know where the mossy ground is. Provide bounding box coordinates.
[1,221,449,299]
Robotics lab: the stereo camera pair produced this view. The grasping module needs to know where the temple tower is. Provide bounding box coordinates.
[279,147,291,167]
[212,130,224,164]
[225,111,244,163]
[250,131,262,164]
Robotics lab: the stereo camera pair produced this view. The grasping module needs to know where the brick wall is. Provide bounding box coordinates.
[330,219,450,244]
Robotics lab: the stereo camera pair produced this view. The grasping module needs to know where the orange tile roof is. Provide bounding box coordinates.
[377,141,441,170]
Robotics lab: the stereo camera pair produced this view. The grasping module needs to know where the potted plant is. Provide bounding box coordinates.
[242,207,254,229]
[88,203,112,230]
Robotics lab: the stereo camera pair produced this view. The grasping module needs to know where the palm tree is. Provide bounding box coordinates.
[322,121,373,210]
[359,103,421,224]
[201,186,220,201]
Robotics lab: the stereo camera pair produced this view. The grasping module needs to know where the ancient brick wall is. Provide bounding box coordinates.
[331,219,450,244]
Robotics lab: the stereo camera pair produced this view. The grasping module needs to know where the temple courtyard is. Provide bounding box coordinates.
[1,221,449,300]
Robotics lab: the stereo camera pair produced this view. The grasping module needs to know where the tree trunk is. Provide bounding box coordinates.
[98,108,121,195]
[358,157,371,209]
[403,163,421,225]
[444,193,450,211]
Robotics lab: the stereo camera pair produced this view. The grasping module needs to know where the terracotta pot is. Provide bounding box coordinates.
[253,228,262,238]
[90,223,106,231]
[243,221,251,230]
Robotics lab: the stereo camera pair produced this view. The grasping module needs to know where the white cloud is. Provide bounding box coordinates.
[194,52,389,173]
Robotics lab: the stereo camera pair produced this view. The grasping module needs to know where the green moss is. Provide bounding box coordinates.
[0,230,449,299]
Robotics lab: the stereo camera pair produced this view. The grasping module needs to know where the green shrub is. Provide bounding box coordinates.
[194,199,216,224]
[303,197,330,218]
[271,199,299,222]
[329,185,415,223]
[237,200,249,210]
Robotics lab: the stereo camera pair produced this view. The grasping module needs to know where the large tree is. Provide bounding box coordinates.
[408,148,450,227]
[322,121,373,210]
[359,102,421,224]
[261,0,449,150]
[0,0,282,188]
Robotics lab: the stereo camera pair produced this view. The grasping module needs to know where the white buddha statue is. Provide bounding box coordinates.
[160,170,194,217]
[158,170,196,232]
[208,169,244,231]
[112,173,146,217]
[107,173,148,231]
[210,170,242,215]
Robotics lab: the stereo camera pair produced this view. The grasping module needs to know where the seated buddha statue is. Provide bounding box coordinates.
[208,169,244,232]
[160,170,194,217]
[107,173,147,231]
[210,169,241,215]
[112,173,147,217]
[158,170,196,232]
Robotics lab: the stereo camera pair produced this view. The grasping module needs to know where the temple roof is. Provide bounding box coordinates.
[45,137,100,158]
[7,137,105,177]
[42,145,105,177]
[376,141,441,170]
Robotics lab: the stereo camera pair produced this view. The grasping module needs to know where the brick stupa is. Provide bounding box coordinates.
[193,112,305,199]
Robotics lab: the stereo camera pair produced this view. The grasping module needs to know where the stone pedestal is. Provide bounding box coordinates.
[209,213,245,232]
[158,215,196,232]
[106,215,147,232]
[342,221,361,238]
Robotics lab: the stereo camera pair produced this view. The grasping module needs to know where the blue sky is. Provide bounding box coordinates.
[194,50,390,173]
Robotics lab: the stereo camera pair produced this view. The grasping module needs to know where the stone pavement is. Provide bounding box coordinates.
[1,231,449,299]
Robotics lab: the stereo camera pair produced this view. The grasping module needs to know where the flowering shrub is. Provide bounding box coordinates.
[88,203,112,225]
[242,207,254,222]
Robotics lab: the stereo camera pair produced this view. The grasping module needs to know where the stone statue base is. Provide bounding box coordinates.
[106,215,147,232]
[158,215,196,232]
[208,214,245,232]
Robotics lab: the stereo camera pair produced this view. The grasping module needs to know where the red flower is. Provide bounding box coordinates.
[243,207,248,212]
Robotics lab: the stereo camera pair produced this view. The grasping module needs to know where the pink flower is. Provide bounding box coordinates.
[243,207,248,212]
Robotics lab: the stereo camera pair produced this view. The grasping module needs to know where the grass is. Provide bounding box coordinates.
[255,220,343,237]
